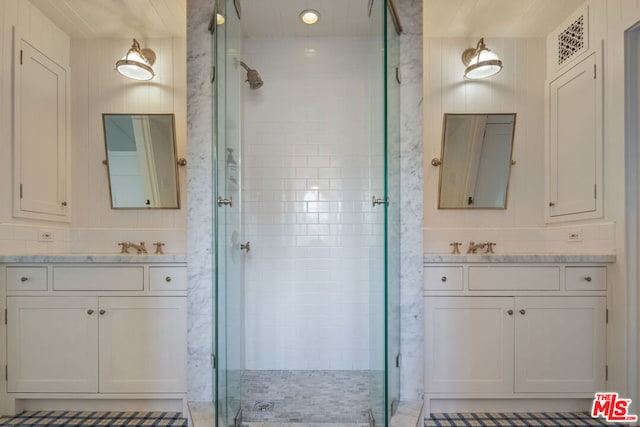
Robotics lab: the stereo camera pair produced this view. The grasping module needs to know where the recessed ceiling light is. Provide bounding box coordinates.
[300,9,320,25]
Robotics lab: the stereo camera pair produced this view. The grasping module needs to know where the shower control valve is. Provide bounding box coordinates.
[240,241,251,253]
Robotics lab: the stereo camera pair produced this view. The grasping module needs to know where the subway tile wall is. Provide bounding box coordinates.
[241,37,384,370]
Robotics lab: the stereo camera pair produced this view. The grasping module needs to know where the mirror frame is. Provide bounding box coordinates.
[102,113,181,210]
[437,113,516,210]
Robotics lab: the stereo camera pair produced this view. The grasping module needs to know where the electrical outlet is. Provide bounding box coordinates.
[567,230,582,242]
[38,230,54,242]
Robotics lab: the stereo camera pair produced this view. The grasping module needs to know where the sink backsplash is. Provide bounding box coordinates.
[0,224,186,254]
[424,222,616,254]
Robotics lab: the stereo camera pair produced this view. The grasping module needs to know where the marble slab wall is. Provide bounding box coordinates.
[186,0,214,402]
[397,0,424,403]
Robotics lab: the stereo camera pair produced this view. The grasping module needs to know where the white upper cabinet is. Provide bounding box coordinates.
[13,2,70,222]
[545,3,604,222]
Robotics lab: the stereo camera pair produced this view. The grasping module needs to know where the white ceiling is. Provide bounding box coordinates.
[424,0,585,38]
[28,0,585,40]
[29,0,186,39]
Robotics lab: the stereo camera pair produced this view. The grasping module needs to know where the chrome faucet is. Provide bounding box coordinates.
[466,241,486,254]
[118,241,148,254]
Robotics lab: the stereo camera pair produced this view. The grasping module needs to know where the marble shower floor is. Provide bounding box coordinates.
[240,370,373,424]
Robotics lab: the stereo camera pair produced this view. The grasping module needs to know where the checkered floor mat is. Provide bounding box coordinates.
[424,412,631,426]
[0,410,188,426]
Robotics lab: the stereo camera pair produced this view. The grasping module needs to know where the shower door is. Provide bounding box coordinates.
[214,1,243,426]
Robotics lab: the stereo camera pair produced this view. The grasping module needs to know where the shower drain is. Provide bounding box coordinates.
[252,401,274,412]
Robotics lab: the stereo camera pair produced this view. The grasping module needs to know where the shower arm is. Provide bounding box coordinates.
[239,61,251,72]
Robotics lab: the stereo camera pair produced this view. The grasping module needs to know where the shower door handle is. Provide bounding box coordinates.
[240,242,251,253]
[218,196,233,207]
[372,196,389,207]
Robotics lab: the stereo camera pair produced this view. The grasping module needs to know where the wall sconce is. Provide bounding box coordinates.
[461,38,503,79]
[115,39,156,81]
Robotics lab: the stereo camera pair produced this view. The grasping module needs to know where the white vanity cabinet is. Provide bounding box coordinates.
[423,257,612,412]
[2,259,187,413]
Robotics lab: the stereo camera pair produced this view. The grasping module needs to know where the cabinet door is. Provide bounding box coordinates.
[548,52,602,219]
[98,297,187,393]
[14,40,69,220]
[514,296,606,393]
[7,297,98,392]
[424,297,514,393]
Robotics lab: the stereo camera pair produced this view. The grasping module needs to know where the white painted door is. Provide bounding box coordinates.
[98,297,187,393]
[7,297,98,392]
[15,40,68,220]
[424,297,514,393]
[514,296,606,393]
[548,52,601,218]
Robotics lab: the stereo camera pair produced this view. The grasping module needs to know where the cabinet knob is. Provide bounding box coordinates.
[165,276,172,282]
[549,202,556,207]
[61,201,68,206]
[441,276,447,282]
[584,276,592,282]
[87,309,94,315]
[519,309,526,315]
[20,276,28,282]
[507,309,514,316]
[99,309,106,315]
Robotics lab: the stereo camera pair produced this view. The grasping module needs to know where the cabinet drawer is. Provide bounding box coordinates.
[566,267,606,291]
[53,267,143,291]
[6,267,47,291]
[469,266,560,291]
[150,267,187,291]
[424,266,463,291]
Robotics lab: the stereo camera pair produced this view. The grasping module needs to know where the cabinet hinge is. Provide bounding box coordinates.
[20,49,23,65]
[19,184,23,199]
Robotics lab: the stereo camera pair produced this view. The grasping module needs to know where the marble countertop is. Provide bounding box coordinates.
[424,253,616,263]
[0,254,187,263]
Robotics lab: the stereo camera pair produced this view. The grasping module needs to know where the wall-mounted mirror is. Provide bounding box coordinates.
[437,113,516,209]
[103,113,180,209]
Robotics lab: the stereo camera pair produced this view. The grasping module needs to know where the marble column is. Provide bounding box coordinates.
[186,0,214,402]
[397,0,424,402]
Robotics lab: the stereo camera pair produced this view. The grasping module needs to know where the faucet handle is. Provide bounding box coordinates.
[153,242,165,255]
[118,242,130,254]
[450,242,462,254]
[485,242,497,254]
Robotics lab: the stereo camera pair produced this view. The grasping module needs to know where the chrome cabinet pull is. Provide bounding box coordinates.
[519,309,526,315]
[507,310,514,316]
[99,309,106,315]
[165,276,172,282]
[441,276,447,282]
[20,276,28,282]
[584,276,592,282]
[218,196,233,207]
[87,309,94,315]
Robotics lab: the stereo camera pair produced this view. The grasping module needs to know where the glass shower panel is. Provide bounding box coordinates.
[368,0,386,424]
[386,1,402,421]
[214,1,243,426]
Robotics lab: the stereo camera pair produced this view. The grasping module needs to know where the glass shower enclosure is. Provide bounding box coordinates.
[213,0,401,425]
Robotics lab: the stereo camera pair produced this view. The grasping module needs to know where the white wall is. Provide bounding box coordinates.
[0,0,187,254]
[241,36,380,370]
[423,36,615,254]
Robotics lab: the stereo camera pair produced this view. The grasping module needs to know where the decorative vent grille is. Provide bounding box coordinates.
[558,15,585,65]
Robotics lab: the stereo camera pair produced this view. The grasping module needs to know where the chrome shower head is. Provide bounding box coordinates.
[239,61,264,90]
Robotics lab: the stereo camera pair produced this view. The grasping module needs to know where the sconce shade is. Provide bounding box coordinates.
[462,38,503,79]
[116,39,156,81]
